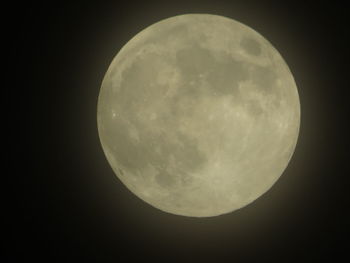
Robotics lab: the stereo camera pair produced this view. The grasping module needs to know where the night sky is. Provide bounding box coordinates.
[14,1,347,262]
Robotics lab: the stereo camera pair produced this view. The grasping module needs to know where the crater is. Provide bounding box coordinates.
[250,65,277,94]
[176,45,215,82]
[118,167,124,176]
[240,37,261,56]
[102,120,149,172]
[144,24,189,47]
[102,113,207,182]
[206,54,248,96]
[245,99,264,116]
[176,45,249,97]
[155,170,176,188]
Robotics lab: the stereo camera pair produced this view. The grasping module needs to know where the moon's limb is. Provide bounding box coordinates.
[97,14,300,217]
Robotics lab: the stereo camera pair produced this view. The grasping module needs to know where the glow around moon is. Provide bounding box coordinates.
[97,14,300,217]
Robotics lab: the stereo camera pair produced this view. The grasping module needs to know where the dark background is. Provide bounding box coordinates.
[13,0,347,262]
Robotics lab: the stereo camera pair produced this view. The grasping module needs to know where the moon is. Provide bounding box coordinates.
[97,14,300,217]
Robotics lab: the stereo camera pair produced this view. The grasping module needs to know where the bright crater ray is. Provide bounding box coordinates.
[97,14,300,217]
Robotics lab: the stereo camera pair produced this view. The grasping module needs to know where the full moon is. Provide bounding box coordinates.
[97,14,300,217]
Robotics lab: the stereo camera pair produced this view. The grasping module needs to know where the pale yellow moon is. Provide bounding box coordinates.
[97,14,300,217]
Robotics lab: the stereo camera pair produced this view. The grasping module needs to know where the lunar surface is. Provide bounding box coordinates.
[97,14,300,217]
